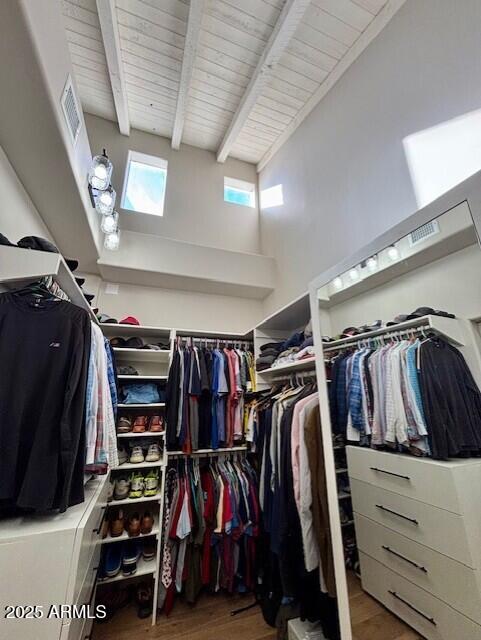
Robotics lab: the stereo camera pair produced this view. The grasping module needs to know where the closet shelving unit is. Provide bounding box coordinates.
[98,323,175,626]
[0,245,98,322]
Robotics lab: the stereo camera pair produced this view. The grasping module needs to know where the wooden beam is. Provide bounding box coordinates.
[171,0,204,150]
[256,0,406,172]
[216,0,311,163]
[96,0,130,136]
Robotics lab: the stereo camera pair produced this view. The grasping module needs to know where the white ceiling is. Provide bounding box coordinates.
[62,0,403,168]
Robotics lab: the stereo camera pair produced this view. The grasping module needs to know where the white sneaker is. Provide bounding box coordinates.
[118,446,128,465]
[145,443,161,462]
[129,446,145,464]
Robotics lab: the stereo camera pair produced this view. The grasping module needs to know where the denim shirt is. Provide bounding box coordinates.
[104,338,118,419]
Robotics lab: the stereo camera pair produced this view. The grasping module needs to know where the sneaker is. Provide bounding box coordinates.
[107,480,114,502]
[130,446,145,464]
[122,540,141,575]
[129,473,144,499]
[136,582,153,619]
[105,544,122,577]
[117,446,128,466]
[143,470,159,497]
[117,416,132,433]
[145,443,161,462]
[142,542,156,562]
[114,476,130,501]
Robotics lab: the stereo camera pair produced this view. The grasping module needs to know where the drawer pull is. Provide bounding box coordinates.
[388,590,436,625]
[382,545,427,573]
[376,504,418,525]
[370,466,410,480]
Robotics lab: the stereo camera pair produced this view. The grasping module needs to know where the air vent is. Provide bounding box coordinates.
[409,220,440,247]
[61,75,81,145]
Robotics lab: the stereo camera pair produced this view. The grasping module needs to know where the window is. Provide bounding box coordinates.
[121,150,168,216]
[224,177,256,208]
[260,184,283,209]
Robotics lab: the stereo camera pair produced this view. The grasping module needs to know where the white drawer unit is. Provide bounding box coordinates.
[359,552,481,640]
[347,447,481,637]
[0,475,108,640]
[355,513,481,624]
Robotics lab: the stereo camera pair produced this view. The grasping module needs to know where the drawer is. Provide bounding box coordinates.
[346,447,462,513]
[72,478,109,603]
[351,479,473,567]
[359,552,481,640]
[355,513,481,623]
[75,543,101,608]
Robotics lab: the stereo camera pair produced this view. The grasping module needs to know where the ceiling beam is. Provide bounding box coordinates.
[216,0,311,163]
[96,0,130,136]
[256,0,406,172]
[171,0,204,150]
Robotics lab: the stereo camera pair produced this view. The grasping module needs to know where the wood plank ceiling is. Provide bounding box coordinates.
[62,0,404,168]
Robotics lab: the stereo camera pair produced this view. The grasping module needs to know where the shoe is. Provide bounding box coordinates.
[109,509,125,538]
[132,416,148,433]
[142,542,156,562]
[114,476,130,501]
[122,540,141,575]
[145,443,161,462]
[130,446,145,464]
[143,470,159,497]
[107,480,114,502]
[100,513,110,540]
[136,583,153,619]
[117,416,132,433]
[117,446,128,466]
[126,512,141,537]
[129,472,144,499]
[148,415,164,432]
[140,511,154,535]
[118,365,139,375]
[105,544,122,577]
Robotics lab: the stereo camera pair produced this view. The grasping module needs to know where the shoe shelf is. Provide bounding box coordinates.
[114,460,164,471]
[113,348,171,362]
[100,558,157,585]
[117,431,165,439]
[167,446,248,456]
[110,494,161,506]
[336,468,348,474]
[338,492,351,500]
[117,403,166,409]
[117,374,168,381]
[101,527,159,545]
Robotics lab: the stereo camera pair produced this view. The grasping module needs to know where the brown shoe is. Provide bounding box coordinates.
[109,509,124,538]
[140,511,154,535]
[132,416,148,433]
[148,415,164,432]
[126,512,141,537]
[117,416,132,433]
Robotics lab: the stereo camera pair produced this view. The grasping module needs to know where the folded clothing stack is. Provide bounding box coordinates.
[255,321,315,371]
[120,384,165,404]
[256,341,284,371]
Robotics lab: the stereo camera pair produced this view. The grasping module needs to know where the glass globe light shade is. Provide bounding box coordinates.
[95,187,116,215]
[104,230,120,251]
[88,153,112,191]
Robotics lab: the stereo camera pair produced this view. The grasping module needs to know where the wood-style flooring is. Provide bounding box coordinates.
[93,574,422,640]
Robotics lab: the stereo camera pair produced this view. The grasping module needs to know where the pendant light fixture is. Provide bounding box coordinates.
[104,230,120,251]
[100,211,119,234]
[88,149,112,191]
[95,186,116,216]
[88,148,121,250]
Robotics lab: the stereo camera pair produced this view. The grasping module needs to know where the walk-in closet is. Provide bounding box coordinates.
[2,1,481,639]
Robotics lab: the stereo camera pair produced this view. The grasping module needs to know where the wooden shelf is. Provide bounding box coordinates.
[109,494,161,506]
[0,246,98,323]
[113,460,164,471]
[117,403,165,409]
[257,357,317,377]
[117,431,164,439]
[113,348,171,362]
[101,527,159,545]
[99,558,157,584]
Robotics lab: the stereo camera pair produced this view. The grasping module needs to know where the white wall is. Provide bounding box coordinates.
[0,145,54,242]
[85,114,261,255]
[259,0,481,317]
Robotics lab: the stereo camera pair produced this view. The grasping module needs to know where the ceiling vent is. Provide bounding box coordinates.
[409,220,440,247]
[61,75,82,145]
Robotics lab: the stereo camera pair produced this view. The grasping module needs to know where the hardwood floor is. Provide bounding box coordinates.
[93,574,422,640]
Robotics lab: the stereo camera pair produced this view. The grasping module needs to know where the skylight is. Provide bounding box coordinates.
[260,184,283,209]
[121,150,167,216]
[224,176,256,208]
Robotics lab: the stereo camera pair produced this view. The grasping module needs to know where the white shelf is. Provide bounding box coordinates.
[117,431,165,438]
[99,558,157,584]
[110,494,161,506]
[0,246,98,323]
[118,375,167,381]
[101,527,159,545]
[257,357,317,377]
[167,446,248,456]
[338,492,351,500]
[113,348,171,362]
[117,403,165,409]
[100,323,171,338]
[113,460,164,471]
[323,315,465,350]
[336,468,348,474]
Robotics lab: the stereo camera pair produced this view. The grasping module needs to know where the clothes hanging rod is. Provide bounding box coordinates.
[323,324,431,353]
[167,446,248,458]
